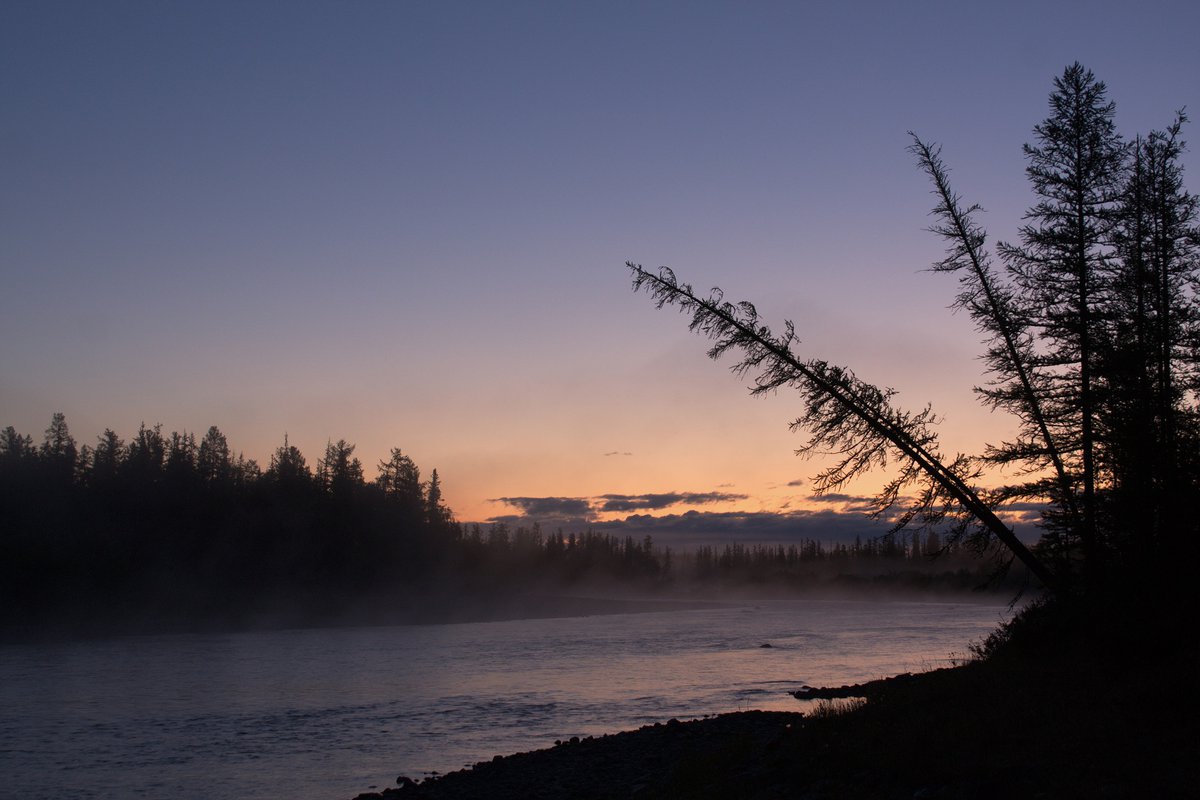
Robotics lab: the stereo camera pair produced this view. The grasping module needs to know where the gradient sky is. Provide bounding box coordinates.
[4,1,1198,544]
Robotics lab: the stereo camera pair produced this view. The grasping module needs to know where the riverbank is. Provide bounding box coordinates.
[350,598,1199,799]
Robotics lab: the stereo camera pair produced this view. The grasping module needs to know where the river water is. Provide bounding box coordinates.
[0,598,1009,800]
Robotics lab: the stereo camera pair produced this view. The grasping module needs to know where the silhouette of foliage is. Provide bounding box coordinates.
[633,62,1199,600]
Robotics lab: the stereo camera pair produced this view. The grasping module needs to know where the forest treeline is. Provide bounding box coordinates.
[1,415,458,633]
[1,414,999,636]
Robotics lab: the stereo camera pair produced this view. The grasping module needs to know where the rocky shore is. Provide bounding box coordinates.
[349,622,1199,800]
[346,671,954,800]
[352,710,804,800]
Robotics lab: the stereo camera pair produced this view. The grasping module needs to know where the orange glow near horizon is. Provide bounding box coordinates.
[6,3,1192,550]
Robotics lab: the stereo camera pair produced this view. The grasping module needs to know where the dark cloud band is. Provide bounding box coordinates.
[491,496,593,518]
[596,491,747,512]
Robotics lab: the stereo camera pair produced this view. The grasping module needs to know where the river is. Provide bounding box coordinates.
[0,597,1009,800]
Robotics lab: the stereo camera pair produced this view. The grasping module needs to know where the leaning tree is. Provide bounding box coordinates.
[629,63,1199,598]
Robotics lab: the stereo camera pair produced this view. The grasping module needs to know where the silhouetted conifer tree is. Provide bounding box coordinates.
[425,468,451,528]
[267,434,311,490]
[90,429,124,486]
[319,439,365,496]
[166,430,198,487]
[633,63,1199,599]
[1106,113,1200,569]
[998,63,1126,582]
[376,447,423,510]
[197,426,232,485]
[125,423,166,483]
[40,412,76,486]
[0,426,35,465]
[910,135,1079,538]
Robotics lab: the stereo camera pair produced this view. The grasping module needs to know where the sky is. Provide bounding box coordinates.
[3,0,1199,546]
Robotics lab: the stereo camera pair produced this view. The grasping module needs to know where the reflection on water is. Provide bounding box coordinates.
[0,599,1008,800]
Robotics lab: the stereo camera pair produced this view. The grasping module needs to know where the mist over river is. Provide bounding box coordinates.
[1,598,1010,800]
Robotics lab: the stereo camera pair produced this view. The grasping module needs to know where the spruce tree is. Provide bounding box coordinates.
[267,434,310,491]
[999,62,1126,585]
[1108,113,1200,566]
[910,135,1078,535]
[40,412,77,486]
[197,426,232,485]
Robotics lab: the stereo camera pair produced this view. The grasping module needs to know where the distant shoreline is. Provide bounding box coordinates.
[2,585,1009,644]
